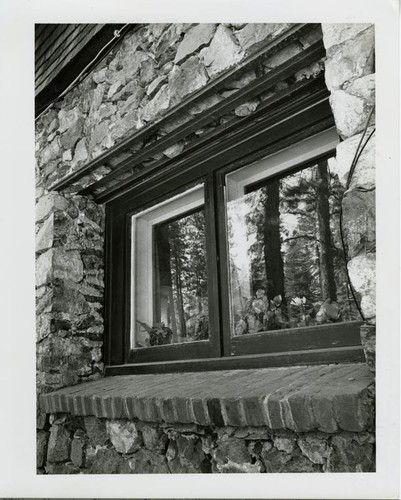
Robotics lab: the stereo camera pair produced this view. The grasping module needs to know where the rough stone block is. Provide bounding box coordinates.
[106,420,142,454]
[326,434,375,472]
[215,437,252,465]
[58,108,81,134]
[347,253,376,320]
[235,23,290,52]
[200,25,244,77]
[128,448,170,473]
[142,426,168,454]
[234,100,259,117]
[89,122,109,152]
[37,430,50,468]
[52,283,90,315]
[36,249,54,287]
[72,138,89,169]
[107,78,125,100]
[36,193,70,224]
[92,68,107,84]
[322,23,372,50]
[175,23,217,64]
[84,416,109,446]
[37,138,60,166]
[345,74,375,104]
[146,75,167,99]
[139,58,157,86]
[118,91,145,120]
[60,117,84,150]
[335,131,375,190]
[298,435,329,464]
[324,27,374,91]
[169,56,209,105]
[36,214,54,254]
[329,89,372,138]
[261,447,292,472]
[71,437,86,467]
[90,84,105,113]
[151,25,184,66]
[360,324,376,372]
[295,60,325,81]
[284,453,321,472]
[273,436,296,454]
[163,142,185,159]
[176,435,205,469]
[123,49,150,78]
[89,447,129,474]
[346,187,376,253]
[37,407,48,430]
[53,249,84,282]
[113,81,145,107]
[141,84,170,122]
[47,424,71,462]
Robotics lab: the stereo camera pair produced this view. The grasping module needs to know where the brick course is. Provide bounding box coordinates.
[40,363,373,432]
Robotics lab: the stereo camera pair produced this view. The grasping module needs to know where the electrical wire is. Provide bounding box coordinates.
[35,24,132,121]
[338,104,376,325]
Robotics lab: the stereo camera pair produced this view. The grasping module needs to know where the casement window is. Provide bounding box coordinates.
[104,66,364,375]
[106,128,364,373]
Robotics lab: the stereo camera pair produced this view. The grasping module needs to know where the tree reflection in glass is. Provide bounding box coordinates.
[226,159,360,336]
[151,208,209,345]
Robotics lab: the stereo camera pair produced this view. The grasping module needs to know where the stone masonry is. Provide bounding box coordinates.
[38,364,375,473]
[322,24,375,322]
[38,415,375,474]
[36,23,376,473]
[322,23,376,370]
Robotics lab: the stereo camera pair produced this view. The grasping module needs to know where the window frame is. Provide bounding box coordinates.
[104,86,364,374]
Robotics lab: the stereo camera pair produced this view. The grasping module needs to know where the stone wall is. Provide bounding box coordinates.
[36,192,105,429]
[35,23,323,194]
[38,414,375,474]
[36,23,376,474]
[322,24,375,324]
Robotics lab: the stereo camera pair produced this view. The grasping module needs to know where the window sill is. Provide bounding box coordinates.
[40,362,374,433]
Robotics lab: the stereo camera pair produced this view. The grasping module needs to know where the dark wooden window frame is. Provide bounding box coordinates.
[104,76,364,375]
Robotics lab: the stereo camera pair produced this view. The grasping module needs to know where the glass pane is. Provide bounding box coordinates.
[152,209,209,345]
[226,159,360,336]
[132,184,209,349]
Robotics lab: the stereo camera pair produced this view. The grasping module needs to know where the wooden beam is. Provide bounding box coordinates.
[96,90,333,203]
[105,346,366,375]
[87,76,327,201]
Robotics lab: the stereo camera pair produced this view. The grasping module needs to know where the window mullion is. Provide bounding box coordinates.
[213,171,233,358]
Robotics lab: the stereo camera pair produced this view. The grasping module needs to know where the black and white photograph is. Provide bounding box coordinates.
[0,0,399,498]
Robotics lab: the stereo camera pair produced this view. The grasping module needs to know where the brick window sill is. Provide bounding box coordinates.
[40,363,374,433]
